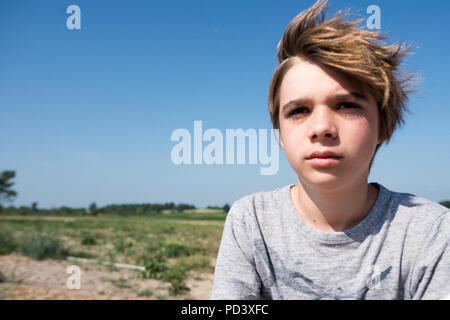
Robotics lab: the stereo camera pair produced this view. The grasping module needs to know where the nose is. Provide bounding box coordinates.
[308,105,338,142]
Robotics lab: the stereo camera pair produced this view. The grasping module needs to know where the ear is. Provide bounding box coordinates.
[279,137,285,150]
[276,128,285,150]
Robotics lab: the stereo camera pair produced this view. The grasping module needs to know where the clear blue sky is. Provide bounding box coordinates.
[1,0,449,209]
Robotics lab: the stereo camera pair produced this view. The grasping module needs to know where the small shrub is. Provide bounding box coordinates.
[109,277,132,289]
[162,264,190,296]
[137,289,152,297]
[138,255,190,296]
[0,229,16,255]
[81,234,96,246]
[21,234,68,260]
[161,242,198,258]
[69,250,94,259]
[0,270,5,283]
[176,255,212,272]
[139,255,168,280]
[114,237,134,253]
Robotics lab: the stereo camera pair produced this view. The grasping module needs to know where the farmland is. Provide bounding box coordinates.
[0,209,227,300]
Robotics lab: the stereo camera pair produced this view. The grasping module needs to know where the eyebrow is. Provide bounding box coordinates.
[281,91,369,113]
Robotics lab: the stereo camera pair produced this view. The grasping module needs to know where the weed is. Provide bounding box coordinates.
[114,237,134,253]
[139,255,168,280]
[162,264,190,296]
[138,253,189,296]
[81,233,96,246]
[109,277,132,289]
[161,242,199,258]
[21,234,68,260]
[137,289,152,297]
[69,250,94,259]
[176,255,212,272]
[0,270,24,300]
[0,229,17,255]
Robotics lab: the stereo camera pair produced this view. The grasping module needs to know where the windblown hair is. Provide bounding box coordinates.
[268,0,419,171]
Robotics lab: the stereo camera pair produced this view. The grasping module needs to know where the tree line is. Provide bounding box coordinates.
[2,169,448,215]
[0,170,231,216]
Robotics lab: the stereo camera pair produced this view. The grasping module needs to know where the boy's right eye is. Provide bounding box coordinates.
[289,107,308,117]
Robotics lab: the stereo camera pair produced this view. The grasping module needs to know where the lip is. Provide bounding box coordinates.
[306,150,342,159]
[305,150,342,168]
[306,157,342,167]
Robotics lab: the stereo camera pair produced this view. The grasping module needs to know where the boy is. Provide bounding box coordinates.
[211,0,450,300]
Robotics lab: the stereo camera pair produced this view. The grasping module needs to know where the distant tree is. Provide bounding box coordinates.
[222,204,231,213]
[31,202,38,212]
[440,201,450,209]
[0,170,17,205]
[60,206,72,215]
[18,205,30,215]
[176,203,196,212]
[89,202,98,215]
[165,202,176,210]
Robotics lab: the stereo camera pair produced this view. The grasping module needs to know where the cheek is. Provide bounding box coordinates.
[344,119,378,158]
[280,125,308,168]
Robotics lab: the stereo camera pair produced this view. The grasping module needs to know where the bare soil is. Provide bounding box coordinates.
[0,253,214,300]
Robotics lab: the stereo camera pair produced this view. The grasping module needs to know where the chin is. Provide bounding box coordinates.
[299,171,343,187]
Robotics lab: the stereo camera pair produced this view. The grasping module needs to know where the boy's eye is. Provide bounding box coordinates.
[289,107,308,116]
[336,102,360,110]
[288,102,360,117]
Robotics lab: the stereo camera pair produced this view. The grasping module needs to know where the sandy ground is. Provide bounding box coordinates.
[0,253,214,300]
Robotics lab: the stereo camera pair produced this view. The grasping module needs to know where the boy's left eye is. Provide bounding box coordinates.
[336,102,360,110]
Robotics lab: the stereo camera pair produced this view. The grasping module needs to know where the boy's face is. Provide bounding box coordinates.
[278,59,381,189]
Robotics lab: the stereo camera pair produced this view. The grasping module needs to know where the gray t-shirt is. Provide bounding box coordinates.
[211,182,450,300]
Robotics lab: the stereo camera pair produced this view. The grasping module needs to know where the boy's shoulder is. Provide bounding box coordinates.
[390,187,450,230]
[227,184,294,226]
[229,183,450,227]
[391,186,448,214]
[237,185,289,203]
[231,184,290,213]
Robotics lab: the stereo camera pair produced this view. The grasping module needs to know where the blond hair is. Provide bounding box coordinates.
[268,0,419,171]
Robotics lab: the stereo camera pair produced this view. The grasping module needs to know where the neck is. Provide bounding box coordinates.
[290,178,379,232]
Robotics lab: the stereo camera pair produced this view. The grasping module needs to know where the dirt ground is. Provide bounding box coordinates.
[0,253,214,300]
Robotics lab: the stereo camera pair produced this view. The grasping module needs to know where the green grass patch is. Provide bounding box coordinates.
[21,234,68,260]
[161,241,199,258]
[80,233,97,246]
[139,254,168,280]
[108,277,132,289]
[162,264,190,296]
[0,229,17,255]
[137,289,152,297]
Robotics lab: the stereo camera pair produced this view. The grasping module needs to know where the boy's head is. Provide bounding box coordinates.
[268,0,418,183]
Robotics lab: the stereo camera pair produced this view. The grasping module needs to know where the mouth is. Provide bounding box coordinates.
[306,156,342,167]
[308,156,342,159]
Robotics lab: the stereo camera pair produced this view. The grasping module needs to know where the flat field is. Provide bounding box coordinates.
[0,210,227,300]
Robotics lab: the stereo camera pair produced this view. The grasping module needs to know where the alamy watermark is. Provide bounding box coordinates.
[170,121,280,175]
[366,5,381,30]
[66,5,81,30]
[63,4,379,32]
[66,265,81,290]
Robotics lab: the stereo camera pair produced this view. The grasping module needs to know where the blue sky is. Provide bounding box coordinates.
[1,0,449,209]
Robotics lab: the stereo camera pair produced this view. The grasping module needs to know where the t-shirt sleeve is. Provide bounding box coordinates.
[210,199,262,300]
[410,210,450,300]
